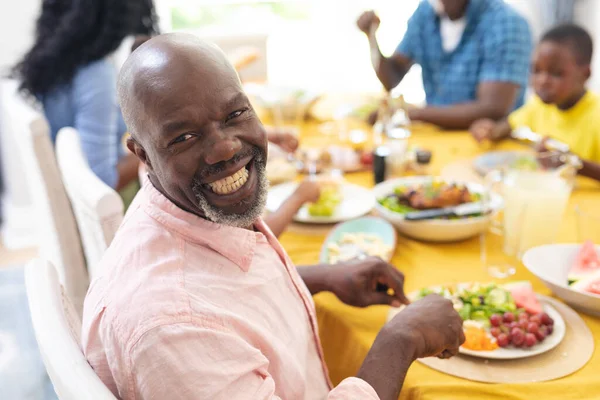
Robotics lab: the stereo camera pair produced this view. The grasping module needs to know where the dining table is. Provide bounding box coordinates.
[277,121,600,400]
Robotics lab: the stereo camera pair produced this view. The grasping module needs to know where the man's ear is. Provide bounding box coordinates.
[127,136,153,172]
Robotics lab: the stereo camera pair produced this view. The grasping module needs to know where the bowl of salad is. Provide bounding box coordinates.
[372,176,502,242]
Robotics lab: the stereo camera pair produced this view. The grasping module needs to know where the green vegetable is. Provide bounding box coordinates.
[458,303,472,320]
[378,196,415,214]
[308,187,342,217]
[486,288,509,308]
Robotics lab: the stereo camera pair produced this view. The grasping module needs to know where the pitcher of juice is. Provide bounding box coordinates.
[482,153,578,277]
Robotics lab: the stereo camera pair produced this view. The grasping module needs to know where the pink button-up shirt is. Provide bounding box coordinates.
[81,181,379,400]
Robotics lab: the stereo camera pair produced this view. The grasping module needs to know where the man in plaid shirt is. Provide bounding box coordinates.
[358,0,532,129]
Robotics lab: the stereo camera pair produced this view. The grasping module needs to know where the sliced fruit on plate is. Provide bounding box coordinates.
[505,281,543,315]
[571,269,600,295]
[568,240,600,284]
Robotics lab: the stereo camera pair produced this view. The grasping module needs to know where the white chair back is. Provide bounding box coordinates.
[56,128,124,279]
[25,259,117,400]
[0,80,88,312]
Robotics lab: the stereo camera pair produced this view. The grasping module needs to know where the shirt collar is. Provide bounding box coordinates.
[140,179,267,272]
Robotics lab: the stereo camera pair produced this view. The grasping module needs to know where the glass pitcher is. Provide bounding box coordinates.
[482,153,578,277]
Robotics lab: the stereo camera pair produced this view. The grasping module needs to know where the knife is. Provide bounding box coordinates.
[404,202,485,221]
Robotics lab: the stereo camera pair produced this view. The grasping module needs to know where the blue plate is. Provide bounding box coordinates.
[319,217,397,264]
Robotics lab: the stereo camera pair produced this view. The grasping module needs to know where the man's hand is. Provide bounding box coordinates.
[469,118,496,143]
[357,10,380,35]
[267,127,299,153]
[386,294,465,359]
[327,257,409,308]
[357,294,464,400]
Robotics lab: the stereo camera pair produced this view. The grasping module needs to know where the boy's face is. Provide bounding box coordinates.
[531,41,590,108]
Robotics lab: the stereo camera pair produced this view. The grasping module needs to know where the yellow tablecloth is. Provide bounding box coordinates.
[278,124,600,400]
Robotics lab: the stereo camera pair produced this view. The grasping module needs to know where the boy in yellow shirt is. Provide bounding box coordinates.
[470,24,600,181]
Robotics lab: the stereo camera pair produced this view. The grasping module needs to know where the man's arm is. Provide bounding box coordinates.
[371,44,413,92]
[129,299,462,400]
[297,257,410,306]
[357,10,414,91]
[409,82,520,130]
[129,318,377,399]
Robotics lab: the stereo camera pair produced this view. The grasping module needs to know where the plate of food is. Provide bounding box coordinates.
[372,177,502,242]
[266,181,375,224]
[388,281,566,360]
[472,151,539,176]
[319,217,396,264]
[296,145,372,174]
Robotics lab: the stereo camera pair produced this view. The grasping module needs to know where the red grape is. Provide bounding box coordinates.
[524,333,538,347]
[527,322,540,334]
[518,320,529,330]
[541,313,554,326]
[497,333,510,347]
[518,313,529,322]
[536,325,548,341]
[511,328,525,346]
[546,324,554,335]
[490,327,501,338]
[508,321,519,330]
[530,314,542,325]
[490,314,502,327]
[503,312,515,323]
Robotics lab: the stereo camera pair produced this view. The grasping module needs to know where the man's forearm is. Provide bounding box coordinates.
[368,35,409,91]
[296,265,333,295]
[410,102,510,130]
[579,159,600,182]
[356,326,416,400]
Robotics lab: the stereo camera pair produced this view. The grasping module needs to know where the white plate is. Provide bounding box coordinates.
[458,299,566,360]
[388,293,566,360]
[266,182,375,224]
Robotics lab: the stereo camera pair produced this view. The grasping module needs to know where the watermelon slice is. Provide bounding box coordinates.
[571,269,600,296]
[504,281,543,315]
[568,241,600,285]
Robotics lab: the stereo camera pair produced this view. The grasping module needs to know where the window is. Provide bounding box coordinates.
[156,0,424,102]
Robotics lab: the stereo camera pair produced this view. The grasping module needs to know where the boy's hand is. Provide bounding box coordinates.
[291,180,321,205]
[469,118,496,143]
[267,127,299,153]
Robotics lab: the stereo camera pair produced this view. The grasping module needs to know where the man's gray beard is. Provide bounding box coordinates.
[192,154,268,229]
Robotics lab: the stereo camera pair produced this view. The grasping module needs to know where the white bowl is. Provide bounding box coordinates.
[372,177,502,243]
[522,244,600,317]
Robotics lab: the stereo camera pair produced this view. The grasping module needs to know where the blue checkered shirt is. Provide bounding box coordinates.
[397,0,532,108]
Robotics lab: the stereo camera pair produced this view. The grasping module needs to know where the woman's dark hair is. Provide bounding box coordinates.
[13,0,159,98]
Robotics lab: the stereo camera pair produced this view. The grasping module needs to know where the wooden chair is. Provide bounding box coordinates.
[56,128,124,279]
[0,80,88,312]
[25,258,117,399]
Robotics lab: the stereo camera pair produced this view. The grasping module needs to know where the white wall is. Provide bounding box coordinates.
[574,0,600,91]
[0,1,38,73]
[0,0,39,248]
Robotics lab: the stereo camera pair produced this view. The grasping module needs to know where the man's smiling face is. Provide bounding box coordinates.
[121,34,269,228]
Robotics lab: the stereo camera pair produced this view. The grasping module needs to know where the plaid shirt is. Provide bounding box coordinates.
[397,0,532,108]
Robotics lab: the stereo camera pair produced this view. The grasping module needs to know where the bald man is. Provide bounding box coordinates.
[81,33,464,400]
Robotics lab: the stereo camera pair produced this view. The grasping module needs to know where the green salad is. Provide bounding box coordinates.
[416,283,519,327]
